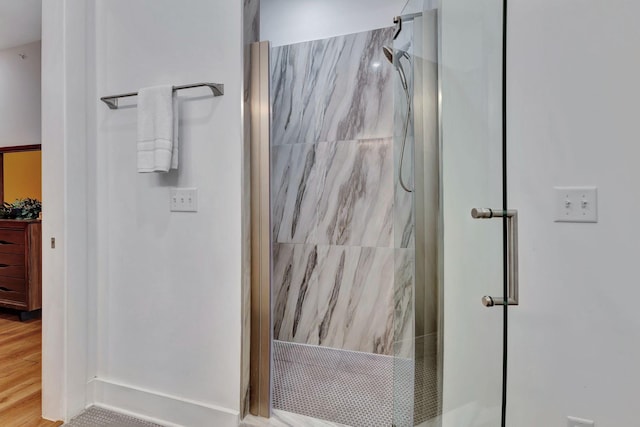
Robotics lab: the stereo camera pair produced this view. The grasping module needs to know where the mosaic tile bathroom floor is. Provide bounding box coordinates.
[64,407,161,427]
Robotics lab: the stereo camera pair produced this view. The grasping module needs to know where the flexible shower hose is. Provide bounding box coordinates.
[399,79,413,193]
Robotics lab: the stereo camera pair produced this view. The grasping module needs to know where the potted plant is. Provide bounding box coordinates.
[0,202,14,219]
[2,198,42,220]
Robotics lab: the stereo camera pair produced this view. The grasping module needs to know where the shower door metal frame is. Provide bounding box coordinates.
[249,40,272,418]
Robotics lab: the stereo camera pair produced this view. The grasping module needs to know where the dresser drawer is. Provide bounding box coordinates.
[0,229,25,254]
[0,275,25,295]
[0,252,25,269]
[0,262,25,278]
[0,288,25,305]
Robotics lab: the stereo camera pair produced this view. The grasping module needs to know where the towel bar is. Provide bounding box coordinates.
[100,82,224,109]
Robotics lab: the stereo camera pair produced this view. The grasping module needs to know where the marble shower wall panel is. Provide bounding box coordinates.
[271,143,322,243]
[394,133,415,250]
[272,243,396,354]
[393,249,415,359]
[316,246,395,354]
[272,138,394,247]
[272,243,320,345]
[271,28,394,146]
[316,139,394,247]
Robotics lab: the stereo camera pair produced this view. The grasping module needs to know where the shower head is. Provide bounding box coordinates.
[383,45,394,64]
[382,45,409,91]
[382,44,410,64]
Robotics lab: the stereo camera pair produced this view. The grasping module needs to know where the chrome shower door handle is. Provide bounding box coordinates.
[471,208,519,308]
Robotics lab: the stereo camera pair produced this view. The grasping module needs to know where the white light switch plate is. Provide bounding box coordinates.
[554,187,598,223]
[567,416,595,427]
[170,188,198,212]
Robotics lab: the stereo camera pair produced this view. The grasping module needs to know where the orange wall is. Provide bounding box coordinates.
[3,151,42,202]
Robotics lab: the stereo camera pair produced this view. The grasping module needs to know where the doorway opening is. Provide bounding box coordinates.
[0,0,60,424]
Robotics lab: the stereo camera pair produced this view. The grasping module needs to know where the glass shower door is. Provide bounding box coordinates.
[392,0,508,426]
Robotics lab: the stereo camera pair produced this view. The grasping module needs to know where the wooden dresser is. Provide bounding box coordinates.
[0,220,41,314]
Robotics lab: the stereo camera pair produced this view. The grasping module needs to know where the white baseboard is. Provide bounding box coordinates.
[86,378,239,427]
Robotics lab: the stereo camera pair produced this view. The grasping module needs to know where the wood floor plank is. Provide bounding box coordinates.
[0,311,63,426]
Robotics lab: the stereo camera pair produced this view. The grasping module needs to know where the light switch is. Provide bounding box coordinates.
[554,187,597,223]
[170,188,198,212]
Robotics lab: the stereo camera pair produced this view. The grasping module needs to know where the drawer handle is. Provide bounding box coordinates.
[0,286,15,292]
[0,240,14,245]
[0,264,9,268]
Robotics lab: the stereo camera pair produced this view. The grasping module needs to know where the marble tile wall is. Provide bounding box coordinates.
[271,28,394,146]
[270,27,412,356]
[393,248,415,359]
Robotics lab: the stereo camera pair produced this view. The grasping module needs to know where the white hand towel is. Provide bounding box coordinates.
[137,85,179,172]
[171,95,179,170]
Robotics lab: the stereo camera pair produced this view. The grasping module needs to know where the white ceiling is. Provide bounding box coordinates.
[0,0,41,51]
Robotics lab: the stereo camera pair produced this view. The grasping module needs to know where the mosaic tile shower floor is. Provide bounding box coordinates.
[272,341,439,427]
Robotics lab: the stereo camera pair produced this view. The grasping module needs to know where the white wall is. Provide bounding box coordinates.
[41,1,66,420]
[0,0,42,50]
[42,0,90,421]
[508,0,640,425]
[88,1,243,425]
[0,41,41,146]
[261,0,406,46]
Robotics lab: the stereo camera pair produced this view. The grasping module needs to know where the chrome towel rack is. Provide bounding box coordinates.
[100,82,224,109]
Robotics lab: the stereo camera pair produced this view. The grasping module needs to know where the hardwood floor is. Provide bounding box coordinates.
[0,310,63,426]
